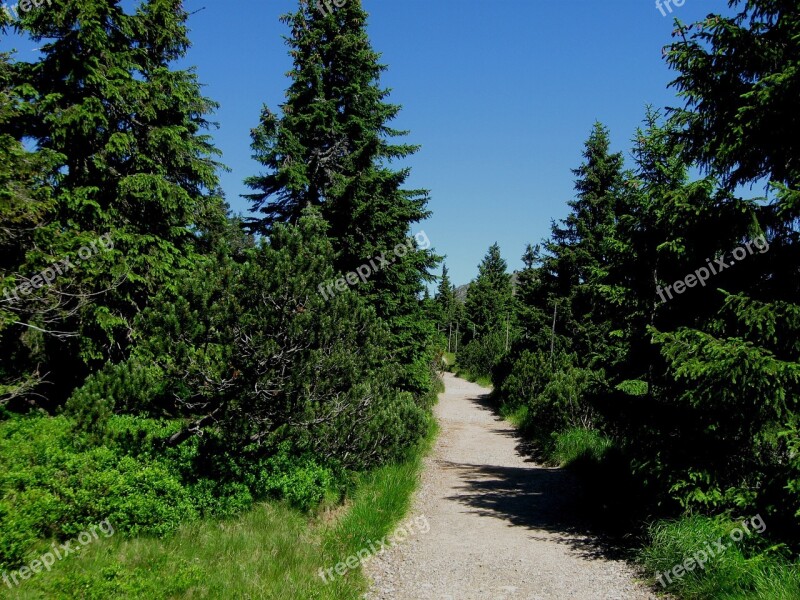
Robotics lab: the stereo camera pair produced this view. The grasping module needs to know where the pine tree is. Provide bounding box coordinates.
[513,243,553,348]
[245,0,436,393]
[464,243,514,337]
[536,122,625,367]
[611,108,748,382]
[71,210,429,469]
[6,0,227,402]
[667,1,800,195]
[0,51,61,406]
[434,263,456,327]
[667,0,799,295]
[652,0,800,528]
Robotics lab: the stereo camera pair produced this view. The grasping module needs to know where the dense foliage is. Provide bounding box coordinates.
[244,0,438,395]
[0,0,438,574]
[2,0,798,597]
[452,0,800,592]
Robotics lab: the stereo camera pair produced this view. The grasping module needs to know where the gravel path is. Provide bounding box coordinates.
[364,373,660,600]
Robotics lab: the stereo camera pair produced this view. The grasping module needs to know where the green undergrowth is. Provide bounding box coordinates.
[440,352,456,371]
[641,515,800,599]
[550,427,613,468]
[0,413,336,573]
[0,371,441,599]
[452,367,492,389]
[1,413,438,599]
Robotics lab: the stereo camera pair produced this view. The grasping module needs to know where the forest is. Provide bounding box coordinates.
[1,0,798,598]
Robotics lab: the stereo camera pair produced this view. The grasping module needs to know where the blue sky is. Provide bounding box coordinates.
[3,0,735,286]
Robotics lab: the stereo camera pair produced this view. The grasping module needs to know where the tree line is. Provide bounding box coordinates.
[437,1,799,594]
[0,0,440,572]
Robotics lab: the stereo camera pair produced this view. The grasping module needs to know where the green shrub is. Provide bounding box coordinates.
[457,331,506,380]
[500,358,602,455]
[67,212,432,474]
[189,479,255,519]
[65,361,168,442]
[534,366,601,431]
[0,416,197,569]
[497,349,552,410]
[2,215,440,575]
[0,414,350,569]
[259,452,335,512]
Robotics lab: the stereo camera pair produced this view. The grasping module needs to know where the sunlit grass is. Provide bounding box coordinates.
[452,367,492,389]
[4,418,438,599]
[551,427,613,468]
[641,515,800,600]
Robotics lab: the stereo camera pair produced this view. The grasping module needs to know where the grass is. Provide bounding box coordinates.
[441,352,455,368]
[2,417,439,599]
[452,367,492,389]
[551,427,613,468]
[641,515,800,599]
[498,403,528,429]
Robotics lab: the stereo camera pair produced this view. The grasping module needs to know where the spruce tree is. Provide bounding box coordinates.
[245,0,436,393]
[71,210,428,469]
[464,243,514,337]
[6,0,227,402]
[0,51,60,406]
[434,263,456,328]
[513,244,553,348]
[668,0,800,194]
[537,122,625,367]
[653,0,800,529]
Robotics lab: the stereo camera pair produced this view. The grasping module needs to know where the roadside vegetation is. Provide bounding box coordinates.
[2,0,798,598]
[436,2,800,597]
[1,418,437,599]
[1,1,441,597]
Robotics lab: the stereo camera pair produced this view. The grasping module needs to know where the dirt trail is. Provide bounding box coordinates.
[365,373,659,600]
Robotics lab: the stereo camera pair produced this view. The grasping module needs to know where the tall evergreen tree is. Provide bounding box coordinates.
[245,0,436,393]
[0,51,61,406]
[512,243,553,348]
[610,108,746,382]
[434,263,456,327]
[668,0,800,195]
[653,0,800,529]
[3,0,227,403]
[537,122,625,367]
[464,243,514,336]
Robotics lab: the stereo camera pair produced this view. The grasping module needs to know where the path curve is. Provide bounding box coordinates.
[365,373,659,600]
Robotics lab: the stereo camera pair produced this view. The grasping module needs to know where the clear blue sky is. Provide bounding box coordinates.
[3,0,735,286]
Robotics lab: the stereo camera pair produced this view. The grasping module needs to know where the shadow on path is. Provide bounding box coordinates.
[460,389,544,461]
[445,387,639,563]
